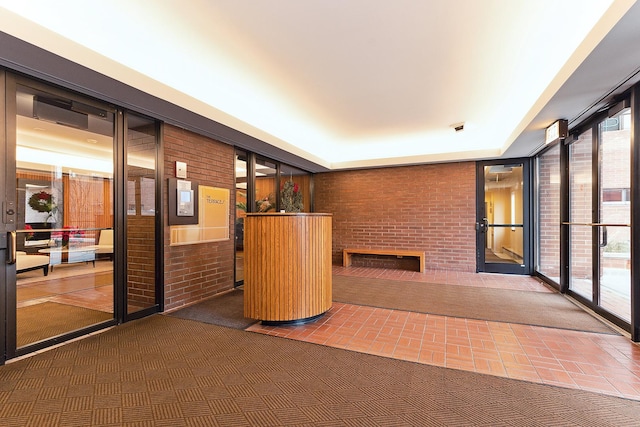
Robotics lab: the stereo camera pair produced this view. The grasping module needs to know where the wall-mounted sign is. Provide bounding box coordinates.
[545,119,568,145]
[170,185,230,245]
[168,178,198,225]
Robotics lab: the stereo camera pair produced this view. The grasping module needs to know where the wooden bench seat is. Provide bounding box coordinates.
[343,248,425,273]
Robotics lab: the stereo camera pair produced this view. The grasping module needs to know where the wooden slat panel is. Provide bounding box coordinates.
[244,213,332,322]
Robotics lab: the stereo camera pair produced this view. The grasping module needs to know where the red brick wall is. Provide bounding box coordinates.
[314,162,477,272]
[570,130,593,279]
[537,144,561,279]
[126,124,157,310]
[163,125,235,311]
[127,216,156,309]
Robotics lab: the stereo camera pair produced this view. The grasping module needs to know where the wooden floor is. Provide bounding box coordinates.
[249,265,640,401]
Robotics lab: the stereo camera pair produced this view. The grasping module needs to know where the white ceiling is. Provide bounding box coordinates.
[0,0,638,170]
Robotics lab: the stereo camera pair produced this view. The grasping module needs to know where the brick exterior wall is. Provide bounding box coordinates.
[163,125,236,311]
[570,130,594,279]
[537,144,561,279]
[314,162,477,272]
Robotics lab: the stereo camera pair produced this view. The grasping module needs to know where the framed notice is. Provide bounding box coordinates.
[170,185,230,245]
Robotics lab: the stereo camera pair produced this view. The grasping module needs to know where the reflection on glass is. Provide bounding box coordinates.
[235,152,247,284]
[15,84,114,347]
[536,144,560,282]
[255,157,276,212]
[599,112,631,321]
[483,164,523,264]
[280,164,310,212]
[569,129,593,300]
[126,113,157,314]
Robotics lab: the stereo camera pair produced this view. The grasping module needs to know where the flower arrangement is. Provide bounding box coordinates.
[27,190,57,223]
[24,224,34,240]
[281,179,303,212]
[28,191,56,213]
[52,226,84,248]
[256,194,275,212]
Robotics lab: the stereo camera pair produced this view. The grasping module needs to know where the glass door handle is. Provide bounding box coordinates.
[6,231,16,265]
[600,225,608,248]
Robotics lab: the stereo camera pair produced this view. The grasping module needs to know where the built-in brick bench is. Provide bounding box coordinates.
[342,248,425,273]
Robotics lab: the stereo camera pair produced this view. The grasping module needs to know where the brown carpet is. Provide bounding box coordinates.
[168,288,258,330]
[1,314,638,426]
[333,275,618,334]
[17,302,113,347]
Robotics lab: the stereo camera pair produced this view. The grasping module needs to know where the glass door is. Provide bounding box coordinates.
[6,79,116,358]
[234,151,248,285]
[476,160,530,274]
[125,113,159,317]
[568,111,631,323]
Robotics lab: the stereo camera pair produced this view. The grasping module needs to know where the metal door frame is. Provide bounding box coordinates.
[476,158,532,275]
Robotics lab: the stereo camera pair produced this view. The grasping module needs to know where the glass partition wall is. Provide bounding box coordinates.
[535,143,561,283]
[567,112,631,324]
[536,105,633,332]
[596,112,631,322]
[125,113,159,316]
[234,150,312,285]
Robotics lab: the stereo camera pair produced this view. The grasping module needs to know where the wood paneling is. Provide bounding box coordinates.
[244,213,332,322]
[17,170,113,234]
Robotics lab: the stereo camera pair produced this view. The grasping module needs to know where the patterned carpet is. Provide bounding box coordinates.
[1,314,639,426]
[16,302,113,348]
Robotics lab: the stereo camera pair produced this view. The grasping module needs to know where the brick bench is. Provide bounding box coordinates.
[342,248,425,273]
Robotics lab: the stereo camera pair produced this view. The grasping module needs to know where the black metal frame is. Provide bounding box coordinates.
[630,84,640,341]
[233,150,315,286]
[550,85,640,339]
[5,75,120,359]
[1,69,8,365]
[123,114,164,322]
[1,73,165,361]
[476,158,532,275]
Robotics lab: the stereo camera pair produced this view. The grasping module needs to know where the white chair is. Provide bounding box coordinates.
[16,251,50,276]
[95,229,114,260]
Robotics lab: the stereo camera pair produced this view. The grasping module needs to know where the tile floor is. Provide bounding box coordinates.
[248,266,640,401]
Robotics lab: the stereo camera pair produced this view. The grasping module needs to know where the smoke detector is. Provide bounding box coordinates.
[450,122,465,132]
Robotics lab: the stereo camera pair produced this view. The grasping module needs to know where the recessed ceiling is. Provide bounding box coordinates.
[0,0,637,169]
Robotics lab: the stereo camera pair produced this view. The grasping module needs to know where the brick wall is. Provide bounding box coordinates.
[163,125,235,311]
[127,216,156,309]
[569,130,593,279]
[314,162,476,272]
[537,144,561,279]
[126,123,157,311]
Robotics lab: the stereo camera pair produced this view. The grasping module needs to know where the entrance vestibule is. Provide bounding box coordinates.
[1,74,161,363]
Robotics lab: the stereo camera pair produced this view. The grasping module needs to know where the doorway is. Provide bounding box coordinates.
[2,79,116,360]
[566,111,631,324]
[476,160,531,274]
[1,73,161,363]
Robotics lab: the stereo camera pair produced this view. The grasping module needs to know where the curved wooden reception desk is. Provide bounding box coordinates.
[244,213,332,324]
